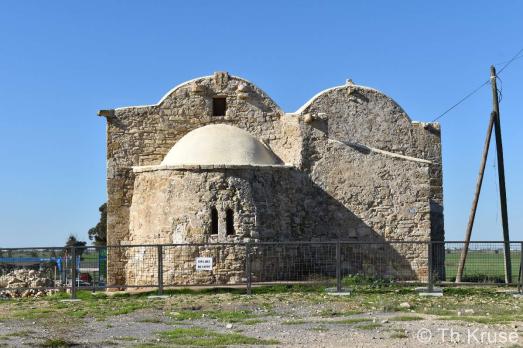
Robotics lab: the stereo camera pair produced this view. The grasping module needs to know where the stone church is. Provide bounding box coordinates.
[98,72,444,286]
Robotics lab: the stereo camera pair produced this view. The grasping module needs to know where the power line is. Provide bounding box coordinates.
[432,79,489,122]
[494,53,523,67]
[431,47,523,123]
[497,75,503,103]
[496,47,523,74]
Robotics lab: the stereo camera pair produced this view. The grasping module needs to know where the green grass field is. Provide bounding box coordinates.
[444,249,521,283]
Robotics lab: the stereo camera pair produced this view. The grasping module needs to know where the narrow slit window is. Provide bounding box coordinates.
[212,97,226,116]
[210,207,218,235]
[226,209,235,235]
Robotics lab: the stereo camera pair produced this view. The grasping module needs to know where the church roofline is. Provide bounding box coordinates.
[294,83,381,114]
[294,81,417,124]
[97,74,440,127]
[103,74,283,113]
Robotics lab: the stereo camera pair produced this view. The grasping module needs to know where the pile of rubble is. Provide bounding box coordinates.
[0,269,61,298]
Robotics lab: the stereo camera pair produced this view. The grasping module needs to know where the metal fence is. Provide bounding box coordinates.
[0,241,521,299]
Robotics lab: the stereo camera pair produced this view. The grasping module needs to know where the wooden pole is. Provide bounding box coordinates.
[456,111,496,282]
[490,65,512,284]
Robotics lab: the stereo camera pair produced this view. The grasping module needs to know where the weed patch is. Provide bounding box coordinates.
[158,327,278,346]
[390,315,423,321]
[4,330,36,338]
[138,317,163,323]
[171,309,255,323]
[242,319,265,325]
[40,338,77,347]
[334,318,372,324]
[355,323,382,330]
[282,319,309,325]
[439,315,522,324]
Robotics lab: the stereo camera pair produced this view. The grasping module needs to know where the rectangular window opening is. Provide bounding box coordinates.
[210,207,218,235]
[212,97,227,116]
[226,209,235,236]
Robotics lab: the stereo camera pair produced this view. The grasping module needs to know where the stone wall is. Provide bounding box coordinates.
[295,82,443,276]
[125,152,431,284]
[103,73,288,285]
[297,84,443,238]
[100,74,444,286]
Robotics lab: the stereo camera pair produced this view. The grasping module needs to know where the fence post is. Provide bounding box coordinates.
[97,247,101,291]
[157,245,163,296]
[519,242,523,294]
[70,246,77,299]
[336,241,341,293]
[246,243,252,295]
[427,242,434,292]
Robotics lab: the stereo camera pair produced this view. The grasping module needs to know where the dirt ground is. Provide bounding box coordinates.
[0,285,522,347]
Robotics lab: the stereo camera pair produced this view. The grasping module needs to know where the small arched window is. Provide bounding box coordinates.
[210,207,218,235]
[226,209,235,235]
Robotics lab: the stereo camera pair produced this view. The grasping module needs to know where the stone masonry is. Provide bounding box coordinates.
[98,72,444,287]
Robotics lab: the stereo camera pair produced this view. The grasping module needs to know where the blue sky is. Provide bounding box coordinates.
[0,1,522,246]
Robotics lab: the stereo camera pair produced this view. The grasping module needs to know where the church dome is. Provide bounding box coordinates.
[161,124,283,166]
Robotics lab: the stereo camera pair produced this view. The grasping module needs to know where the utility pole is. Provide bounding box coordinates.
[456,66,512,284]
[456,111,495,283]
[491,65,512,284]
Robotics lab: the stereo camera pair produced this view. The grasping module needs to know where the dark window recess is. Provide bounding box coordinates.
[226,209,235,235]
[212,97,227,116]
[210,207,218,235]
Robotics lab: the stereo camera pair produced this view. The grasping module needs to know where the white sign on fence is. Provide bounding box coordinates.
[195,257,213,271]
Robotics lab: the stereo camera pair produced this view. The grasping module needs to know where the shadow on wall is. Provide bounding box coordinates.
[250,170,425,282]
[120,168,429,288]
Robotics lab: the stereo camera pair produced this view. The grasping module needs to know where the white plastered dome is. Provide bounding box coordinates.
[161,124,283,166]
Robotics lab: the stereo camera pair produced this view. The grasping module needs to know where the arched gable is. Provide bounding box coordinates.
[116,74,283,115]
[296,83,418,155]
